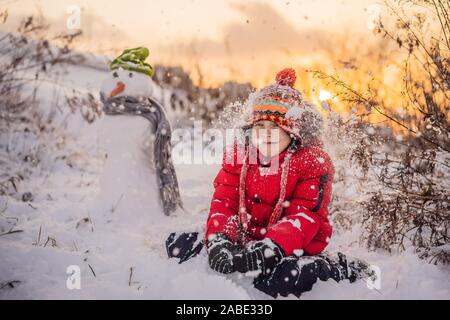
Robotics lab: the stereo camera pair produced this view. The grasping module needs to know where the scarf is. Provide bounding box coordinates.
[238,141,297,242]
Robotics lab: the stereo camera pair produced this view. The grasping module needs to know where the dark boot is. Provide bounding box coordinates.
[253,252,373,298]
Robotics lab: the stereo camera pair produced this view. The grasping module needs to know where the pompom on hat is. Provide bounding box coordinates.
[275,67,297,86]
[244,67,323,145]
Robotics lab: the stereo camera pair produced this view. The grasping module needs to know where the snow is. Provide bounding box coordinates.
[92,115,160,228]
[366,127,375,135]
[282,200,290,208]
[1,55,449,300]
[263,248,275,258]
[284,106,304,119]
[293,249,304,257]
[295,212,315,224]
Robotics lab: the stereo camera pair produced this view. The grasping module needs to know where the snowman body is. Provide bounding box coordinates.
[95,115,158,227]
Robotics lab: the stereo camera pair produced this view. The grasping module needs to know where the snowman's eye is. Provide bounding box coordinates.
[113,71,118,78]
[129,72,133,78]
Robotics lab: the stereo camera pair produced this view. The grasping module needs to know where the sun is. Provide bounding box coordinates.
[319,89,332,101]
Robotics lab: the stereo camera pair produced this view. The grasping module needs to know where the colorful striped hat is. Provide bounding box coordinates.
[244,68,307,139]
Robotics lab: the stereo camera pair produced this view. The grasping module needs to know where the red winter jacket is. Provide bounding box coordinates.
[205,142,334,256]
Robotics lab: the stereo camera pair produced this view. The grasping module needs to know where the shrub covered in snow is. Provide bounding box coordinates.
[0,17,102,206]
[311,0,450,264]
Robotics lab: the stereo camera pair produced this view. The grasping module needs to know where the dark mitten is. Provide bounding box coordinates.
[207,233,236,274]
[166,232,204,264]
[233,239,284,275]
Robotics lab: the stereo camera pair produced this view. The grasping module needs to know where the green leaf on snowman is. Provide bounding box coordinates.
[110,47,155,77]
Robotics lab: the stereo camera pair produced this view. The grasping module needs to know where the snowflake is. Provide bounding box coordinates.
[263,248,275,258]
[296,212,315,223]
[172,247,180,256]
[207,234,217,242]
[288,218,301,230]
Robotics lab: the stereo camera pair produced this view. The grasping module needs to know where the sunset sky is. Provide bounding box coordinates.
[2,0,387,87]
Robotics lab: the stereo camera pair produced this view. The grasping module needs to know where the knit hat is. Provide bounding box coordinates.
[110,47,155,77]
[244,68,322,145]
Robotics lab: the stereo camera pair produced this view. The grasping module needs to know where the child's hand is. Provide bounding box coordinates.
[207,233,236,274]
[166,232,204,264]
[233,239,284,275]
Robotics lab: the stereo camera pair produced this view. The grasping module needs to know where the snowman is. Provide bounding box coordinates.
[96,47,182,226]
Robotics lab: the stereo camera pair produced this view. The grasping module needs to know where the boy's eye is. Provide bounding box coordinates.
[129,72,133,78]
[113,72,118,78]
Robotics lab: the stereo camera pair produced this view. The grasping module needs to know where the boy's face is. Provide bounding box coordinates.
[251,120,292,158]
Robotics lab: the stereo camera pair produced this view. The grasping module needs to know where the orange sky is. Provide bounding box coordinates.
[1,0,385,88]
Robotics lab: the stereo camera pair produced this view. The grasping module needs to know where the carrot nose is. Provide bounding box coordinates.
[110,81,125,97]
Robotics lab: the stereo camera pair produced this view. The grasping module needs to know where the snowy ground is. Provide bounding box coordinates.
[0,62,449,300]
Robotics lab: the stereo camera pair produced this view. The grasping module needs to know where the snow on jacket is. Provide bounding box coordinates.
[205,141,334,256]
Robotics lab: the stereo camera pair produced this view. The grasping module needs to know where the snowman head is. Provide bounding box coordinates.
[101,68,154,99]
[100,47,155,99]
